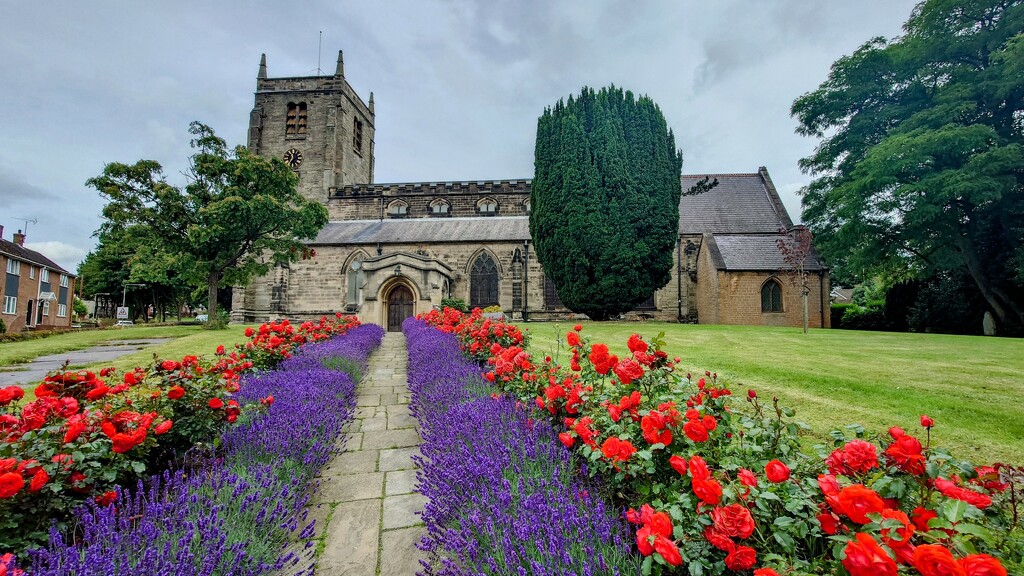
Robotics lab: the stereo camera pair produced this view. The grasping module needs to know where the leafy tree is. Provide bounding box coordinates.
[776,225,815,333]
[531,86,684,320]
[792,0,1024,333]
[88,122,327,327]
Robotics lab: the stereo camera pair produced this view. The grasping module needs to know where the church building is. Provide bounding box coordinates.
[231,52,831,331]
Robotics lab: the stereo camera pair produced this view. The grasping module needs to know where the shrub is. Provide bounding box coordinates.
[440,297,468,313]
[435,321,1023,574]
[839,303,890,331]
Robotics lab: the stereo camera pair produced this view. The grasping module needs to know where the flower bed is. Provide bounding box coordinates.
[0,315,375,574]
[419,308,1023,576]
[404,317,637,576]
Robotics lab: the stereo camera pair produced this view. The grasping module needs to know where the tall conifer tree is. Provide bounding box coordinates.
[531,86,683,320]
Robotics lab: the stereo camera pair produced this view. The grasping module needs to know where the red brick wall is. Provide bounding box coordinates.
[1,255,76,332]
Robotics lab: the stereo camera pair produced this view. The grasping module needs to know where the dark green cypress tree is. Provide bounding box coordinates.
[530,86,683,320]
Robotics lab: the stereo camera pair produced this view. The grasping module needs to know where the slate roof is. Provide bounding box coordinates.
[706,234,826,271]
[311,217,530,245]
[679,171,793,234]
[0,239,73,275]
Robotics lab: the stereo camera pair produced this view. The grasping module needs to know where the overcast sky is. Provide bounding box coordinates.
[0,0,920,272]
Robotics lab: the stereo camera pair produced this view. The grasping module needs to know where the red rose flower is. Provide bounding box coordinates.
[843,532,898,576]
[636,525,655,556]
[653,536,682,567]
[754,570,780,576]
[160,360,180,371]
[817,512,841,535]
[913,545,965,576]
[0,472,24,498]
[558,432,575,448]
[95,490,118,506]
[216,345,226,355]
[63,421,87,444]
[838,484,886,524]
[702,414,718,432]
[879,508,915,565]
[765,460,790,483]
[167,386,185,400]
[154,420,173,435]
[911,507,938,531]
[573,324,582,332]
[725,545,757,572]
[669,455,688,476]
[683,420,709,442]
[885,433,925,475]
[711,504,755,539]
[29,468,49,492]
[566,331,581,347]
[703,526,735,552]
[692,477,723,505]
[208,398,224,410]
[934,478,992,509]
[244,327,255,337]
[920,414,935,428]
[959,554,1007,576]
[737,468,758,487]
[688,455,711,481]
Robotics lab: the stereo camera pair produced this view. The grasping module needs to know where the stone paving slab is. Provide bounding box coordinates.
[312,331,426,575]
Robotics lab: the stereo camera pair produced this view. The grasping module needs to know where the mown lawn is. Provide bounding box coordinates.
[522,322,1024,466]
[1,325,255,373]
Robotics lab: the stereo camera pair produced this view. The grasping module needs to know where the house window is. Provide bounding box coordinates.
[544,275,563,310]
[60,274,69,288]
[29,266,35,279]
[353,118,363,154]
[286,102,308,135]
[2,296,15,315]
[41,268,49,282]
[42,300,50,316]
[58,303,67,317]
[429,198,451,216]
[761,279,783,312]
[387,200,409,218]
[635,294,656,310]
[6,259,19,275]
[470,253,499,308]
[477,198,498,216]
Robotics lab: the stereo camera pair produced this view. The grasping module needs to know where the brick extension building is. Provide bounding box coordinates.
[232,52,830,330]
[0,226,77,332]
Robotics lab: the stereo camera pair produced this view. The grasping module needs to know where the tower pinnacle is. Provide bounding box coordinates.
[335,50,344,77]
[258,53,267,79]
[369,92,374,114]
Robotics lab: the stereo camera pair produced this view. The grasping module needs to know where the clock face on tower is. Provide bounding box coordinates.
[283,148,303,169]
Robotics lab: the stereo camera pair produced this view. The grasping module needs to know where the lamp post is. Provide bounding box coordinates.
[522,240,529,322]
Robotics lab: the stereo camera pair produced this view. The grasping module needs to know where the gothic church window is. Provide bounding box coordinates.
[353,118,364,154]
[286,102,307,135]
[477,197,498,216]
[761,279,783,312]
[387,199,409,218]
[429,198,451,216]
[470,253,499,308]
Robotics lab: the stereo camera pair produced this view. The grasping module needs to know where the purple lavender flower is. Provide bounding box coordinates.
[403,318,637,576]
[26,324,384,575]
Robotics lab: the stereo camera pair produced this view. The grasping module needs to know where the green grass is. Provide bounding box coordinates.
[0,325,210,367]
[75,325,255,374]
[522,322,1024,466]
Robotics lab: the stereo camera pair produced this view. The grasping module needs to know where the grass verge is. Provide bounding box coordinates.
[0,325,214,367]
[523,321,1024,465]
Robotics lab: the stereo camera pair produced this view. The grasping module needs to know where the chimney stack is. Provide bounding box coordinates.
[0,225,4,240]
[13,229,24,246]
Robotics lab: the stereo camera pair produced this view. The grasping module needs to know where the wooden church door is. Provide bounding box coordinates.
[386,285,414,332]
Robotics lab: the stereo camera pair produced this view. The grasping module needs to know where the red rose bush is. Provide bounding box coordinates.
[421,308,1023,576]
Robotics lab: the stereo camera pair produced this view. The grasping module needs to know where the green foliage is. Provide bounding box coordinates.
[72,297,87,318]
[908,270,991,335]
[0,317,5,334]
[87,122,328,320]
[531,86,683,320]
[792,0,1024,332]
[838,302,890,331]
[441,297,468,313]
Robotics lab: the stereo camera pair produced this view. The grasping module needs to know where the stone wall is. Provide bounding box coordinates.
[328,181,531,220]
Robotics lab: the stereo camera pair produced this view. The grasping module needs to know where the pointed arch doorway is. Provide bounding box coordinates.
[386,283,414,332]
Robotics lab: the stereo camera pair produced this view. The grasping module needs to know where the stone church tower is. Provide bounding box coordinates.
[232,51,375,321]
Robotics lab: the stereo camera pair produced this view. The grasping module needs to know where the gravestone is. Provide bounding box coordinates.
[983,311,996,336]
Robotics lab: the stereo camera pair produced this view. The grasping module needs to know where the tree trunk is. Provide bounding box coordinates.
[802,290,809,334]
[956,235,1024,329]
[207,273,220,327]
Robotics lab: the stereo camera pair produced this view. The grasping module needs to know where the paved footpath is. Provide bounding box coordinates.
[310,332,426,575]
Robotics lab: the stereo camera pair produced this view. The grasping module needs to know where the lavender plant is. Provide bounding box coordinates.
[24,324,384,575]
[404,318,638,576]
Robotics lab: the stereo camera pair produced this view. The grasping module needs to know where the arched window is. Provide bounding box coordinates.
[346,254,366,308]
[470,253,499,308]
[286,102,307,135]
[544,275,563,310]
[522,198,531,214]
[429,198,451,216]
[761,279,783,312]
[477,197,498,216]
[511,249,523,310]
[387,199,409,218]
